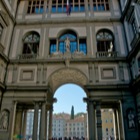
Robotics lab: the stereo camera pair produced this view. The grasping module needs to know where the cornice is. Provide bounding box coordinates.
[9,57,127,64]
[1,0,16,23]
[6,85,50,91]
[84,83,130,91]
[16,17,121,25]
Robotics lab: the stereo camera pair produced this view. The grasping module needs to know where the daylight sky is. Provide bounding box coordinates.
[53,84,87,114]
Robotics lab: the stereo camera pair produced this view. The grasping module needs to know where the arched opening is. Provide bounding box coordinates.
[52,83,87,140]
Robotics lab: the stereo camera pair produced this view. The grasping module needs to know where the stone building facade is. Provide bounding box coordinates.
[0,0,140,140]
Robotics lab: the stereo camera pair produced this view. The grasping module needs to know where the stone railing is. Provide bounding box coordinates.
[96,51,117,58]
[18,54,37,59]
[49,51,86,59]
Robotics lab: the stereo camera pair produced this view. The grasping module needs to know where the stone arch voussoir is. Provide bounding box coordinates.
[48,68,88,93]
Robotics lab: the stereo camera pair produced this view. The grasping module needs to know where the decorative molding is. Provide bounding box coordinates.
[20,69,35,81]
[101,67,116,79]
[50,68,87,90]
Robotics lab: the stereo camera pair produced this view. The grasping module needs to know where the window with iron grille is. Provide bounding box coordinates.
[27,0,45,14]
[93,0,110,11]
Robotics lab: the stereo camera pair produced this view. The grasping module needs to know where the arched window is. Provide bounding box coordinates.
[50,30,87,55]
[96,30,114,52]
[59,32,77,53]
[23,32,40,55]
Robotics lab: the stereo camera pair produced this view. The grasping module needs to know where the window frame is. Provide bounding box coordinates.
[92,0,110,11]
[49,31,87,55]
[51,0,86,13]
[96,29,114,52]
[27,0,45,14]
[22,32,40,55]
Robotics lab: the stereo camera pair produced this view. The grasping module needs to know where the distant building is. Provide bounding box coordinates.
[65,113,87,139]
[52,113,68,139]
[26,110,40,140]
[102,109,114,140]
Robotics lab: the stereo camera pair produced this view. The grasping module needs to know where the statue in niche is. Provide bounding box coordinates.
[127,109,135,129]
[0,110,9,130]
[65,37,70,52]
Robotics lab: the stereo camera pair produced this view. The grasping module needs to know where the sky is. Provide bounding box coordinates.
[53,84,87,114]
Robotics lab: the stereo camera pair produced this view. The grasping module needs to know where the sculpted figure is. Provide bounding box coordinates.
[128,110,135,128]
[65,37,70,52]
[0,110,9,130]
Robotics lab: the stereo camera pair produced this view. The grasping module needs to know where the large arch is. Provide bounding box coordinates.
[48,67,88,94]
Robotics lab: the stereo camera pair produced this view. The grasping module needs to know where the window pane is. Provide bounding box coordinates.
[59,42,65,53]
[52,6,57,13]
[50,40,56,54]
[79,39,87,54]
[93,0,110,11]
[70,42,77,53]
[27,0,44,14]
[58,6,63,13]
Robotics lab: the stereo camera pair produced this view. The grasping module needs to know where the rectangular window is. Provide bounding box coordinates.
[79,39,87,54]
[0,24,3,40]
[51,0,85,13]
[93,0,110,11]
[50,40,56,54]
[27,0,45,14]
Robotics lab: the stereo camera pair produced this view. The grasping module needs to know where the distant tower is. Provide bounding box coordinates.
[71,106,74,120]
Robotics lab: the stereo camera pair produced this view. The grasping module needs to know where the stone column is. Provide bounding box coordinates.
[32,102,39,140]
[113,109,119,140]
[10,101,17,140]
[48,106,53,140]
[45,107,49,140]
[21,110,27,139]
[119,100,125,140]
[96,101,102,140]
[40,102,46,140]
[86,99,96,140]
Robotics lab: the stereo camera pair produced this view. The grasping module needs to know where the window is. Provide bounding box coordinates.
[51,0,85,13]
[96,29,114,52]
[23,32,40,55]
[0,24,3,40]
[79,39,87,54]
[27,0,44,14]
[93,0,110,11]
[50,30,87,55]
